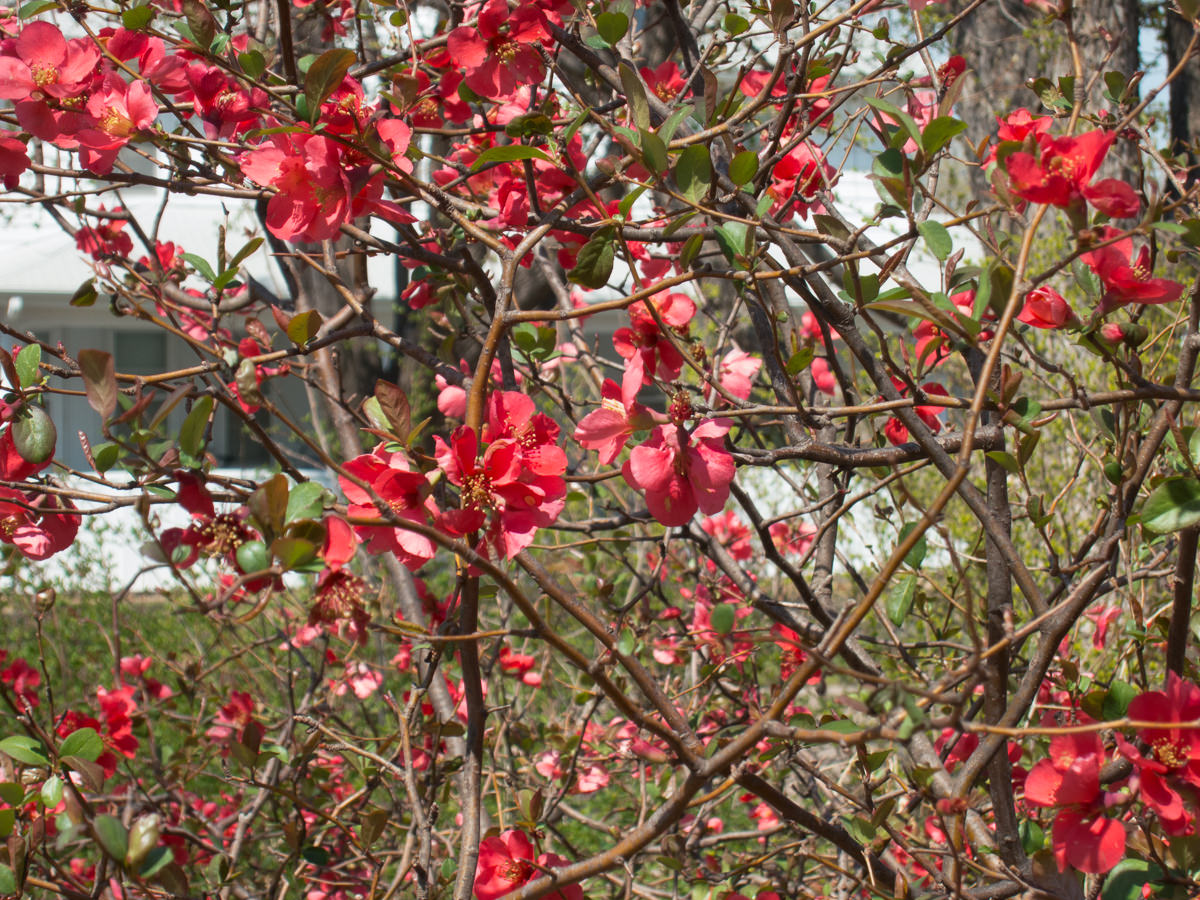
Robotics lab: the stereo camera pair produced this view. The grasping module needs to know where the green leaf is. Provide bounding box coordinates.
[236,541,270,574]
[15,343,40,388]
[619,63,650,132]
[723,12,749,34]
[785,347,814,376]
[1019,819,1044,856]
[0,783,21,805]
[0,807,13,838]
[40,774,62,808]
[678,232,704,270]
[728,150,759,186]
[710,603,735,635]
[94,814,129,862]
[898,523,927,568]
[921,116,966,156]
[179,396,213,459]
[78,349,117,418]
[287,482,326,522]
[302,846,330,866]
[568,227,616,289]
[595,11,628,46]
[714,222,751,266]
[986,451,1020,474]
[0,735,49,767]
[139,846,173,878]
[122,5,155,29]
[304,48,357,118]
[886,574,917,626]
[248,474,289,536]
[1103,680,1136,719]
[70,278,98,308]
[768,0,794,33]
[59,727,103,763]
[271,537,317,570]
[0,864,15,895]
[918,221,953,261]
[18,0,55,17]
[472,144,554,171]
[1101,859,1162,900]
[674,144,712,203]
[618,184,648,219]
[865,96,922,150]
[10,404,56,465]
[239,50,266,81]
[1142,477,1200,534]
[658,105,694,143]
[639,129,668,174]
[183,252,216,283]
[286,309,322,344]
[227,236,264,272]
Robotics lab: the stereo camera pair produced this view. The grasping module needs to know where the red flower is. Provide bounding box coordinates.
[613,291,696,407]
[1024,731,1125,873]
[75,208,134,259]
[574,378,657,465]
[434,425,565,560]
[240,131,414,243]
[767,141,835,220]
[1004,129,1139,218]
[883,381,949,446]
[1018,285,1077,329]
[0,133,28,189]
[483,390,567,478]
[623,419,736,527]
[0,486,80,560]
[0,21,98,102]
[446,0,549,100]
[0,654,41,708]
[473,829,580,900]
[640,60,687,103]
[159,472,270,592]
[984,107,1053,167]
[1127,673,1200,783]
[339,444,437,569]
[717,348,762,401]
[1081,227,1185,312]
[75,74,158,175]
[1114,674,1200,834]
[700,509,754,560]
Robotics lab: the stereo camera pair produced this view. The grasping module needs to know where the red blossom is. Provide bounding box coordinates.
[434,422,566,560]
[883,381,949,446]
[767,140,835,220]
[0,21,98,102]
[613,291,696,407]
[0,486,80,560]
[446,0,549,100]
[574,378,657,465]
[474,829,581,900]
[623,419,736,527]
[1024,731,1125,873]
[1004,129,1139,218]
[1081,227,1185,311]
[338,444,437,569]
[717,348,761,401]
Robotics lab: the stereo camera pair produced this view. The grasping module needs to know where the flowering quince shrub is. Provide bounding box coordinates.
[7,1,1200,900]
